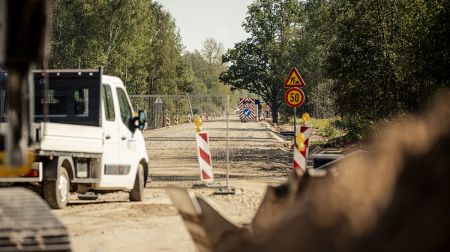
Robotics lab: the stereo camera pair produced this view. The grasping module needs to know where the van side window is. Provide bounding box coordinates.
[102,85,115,121]
[116,88,132,126]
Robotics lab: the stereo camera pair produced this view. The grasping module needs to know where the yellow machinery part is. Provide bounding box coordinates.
[0,151,34,176]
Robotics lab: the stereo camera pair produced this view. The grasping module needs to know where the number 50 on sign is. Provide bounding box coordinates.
[284,87,305,108]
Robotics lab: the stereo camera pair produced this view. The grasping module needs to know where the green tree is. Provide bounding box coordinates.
[201,38,225,66]
[220,0,306,123]
[325,0,450,138]
[300,0,337,118]
[395,0,450,109]
[50,0,153,94]
[146,2,185,95]
[184,39,232,97]
[325,0,401,136]
[49,0,189,95]
[184,50,210,94]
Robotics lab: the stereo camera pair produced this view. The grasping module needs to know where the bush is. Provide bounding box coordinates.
[322,123,341,139]
[334,115,375,142]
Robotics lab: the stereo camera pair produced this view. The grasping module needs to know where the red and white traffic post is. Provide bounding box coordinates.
[194,117,214,182]
[293,118,311,175]
[165,113,171,127]
[283,67,309,176]
[299,123,312,159]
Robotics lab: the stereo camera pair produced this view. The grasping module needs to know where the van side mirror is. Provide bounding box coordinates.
[132,110,147,131]
[137,110,147,130]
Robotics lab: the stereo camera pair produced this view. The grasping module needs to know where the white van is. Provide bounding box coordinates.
[0,69,149,208]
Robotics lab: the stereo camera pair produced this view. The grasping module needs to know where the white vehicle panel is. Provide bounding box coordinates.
[37,122,103,154]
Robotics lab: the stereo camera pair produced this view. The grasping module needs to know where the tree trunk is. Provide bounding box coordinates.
[271,102,279,125]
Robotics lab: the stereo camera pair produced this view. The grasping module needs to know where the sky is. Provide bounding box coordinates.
[157,0,254,52]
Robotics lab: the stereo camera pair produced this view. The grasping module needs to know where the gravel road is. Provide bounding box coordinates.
[53,115,292,252]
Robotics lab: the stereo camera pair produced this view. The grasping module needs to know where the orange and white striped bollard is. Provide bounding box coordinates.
[194,117,214,182]
[293,126,312,176]
[165,113,171,127]
[293,113,312,175]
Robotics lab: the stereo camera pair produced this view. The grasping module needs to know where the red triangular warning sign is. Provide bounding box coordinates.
[284,67,305,88]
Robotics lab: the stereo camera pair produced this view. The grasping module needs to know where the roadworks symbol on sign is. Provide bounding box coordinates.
[284,67,305,88]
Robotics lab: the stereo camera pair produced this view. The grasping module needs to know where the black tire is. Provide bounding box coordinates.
[129,163,144,201]
[43,166,70,209]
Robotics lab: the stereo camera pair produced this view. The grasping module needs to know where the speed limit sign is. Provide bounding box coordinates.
[284,87,305,108]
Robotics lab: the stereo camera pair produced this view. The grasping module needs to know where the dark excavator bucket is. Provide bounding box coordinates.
[166,187,251,252]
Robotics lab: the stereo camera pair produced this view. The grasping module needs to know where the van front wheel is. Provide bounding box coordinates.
[129,163,144,201]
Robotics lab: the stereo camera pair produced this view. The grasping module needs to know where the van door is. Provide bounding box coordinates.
[116,87,137,188]
[100,84,120,179]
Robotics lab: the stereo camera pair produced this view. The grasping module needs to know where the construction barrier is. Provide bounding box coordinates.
[129,95,228,183]
[165,113,171,127]
[300,125,312,158]
[239,98,256,122]
[293,125,311,175]
[174,115,179,126]
[293,145,305,175]
[196,131,214,182]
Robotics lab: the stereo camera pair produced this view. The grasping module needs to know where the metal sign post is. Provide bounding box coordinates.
[283,67,307,176]
[293,108,297,147]
[226,95,230,188]
[215,95,235,195]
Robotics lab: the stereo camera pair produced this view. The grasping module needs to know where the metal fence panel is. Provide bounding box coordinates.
[130,94,225,129]
[131,94,228,182]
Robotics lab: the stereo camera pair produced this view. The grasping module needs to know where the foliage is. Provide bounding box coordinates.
[325,0,450,136]
[290,117,343,139]
[220,0,307,124]
[321,124,342,139]
[223,0,449,137]
[50,0,154,94]
[50,0,449,138]
[48,1,235,101]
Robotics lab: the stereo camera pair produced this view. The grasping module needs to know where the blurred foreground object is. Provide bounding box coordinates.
[0,188,71,251]
[0,1,71,251]
[0,0,48,171]
[169,93,450,252]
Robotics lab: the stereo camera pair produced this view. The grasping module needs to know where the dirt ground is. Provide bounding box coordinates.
[53,115,292,252]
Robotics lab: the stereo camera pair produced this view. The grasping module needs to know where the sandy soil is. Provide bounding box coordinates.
[53,115,291,252]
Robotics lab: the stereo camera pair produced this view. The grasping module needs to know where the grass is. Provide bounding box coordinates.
[281,114,371,148]
[285,116,349,147]
[287,117,341,135]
